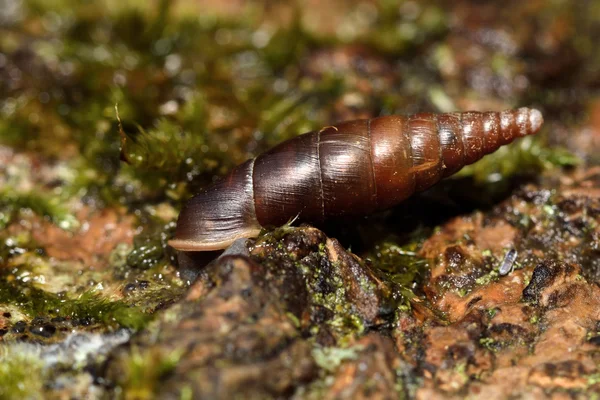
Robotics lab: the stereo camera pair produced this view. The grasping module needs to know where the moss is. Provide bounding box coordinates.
[588,373,600,387]
[0,231,36,266]
[0,0,257,208]
[126,240,166,270]
[285,312,301,329]
[479,337,498,352]
[0,189,79,231]
[114,345,184,400]
[455,136,579,188]
[0,101,43,153]
[475,270,499,286]
[125,212,177,271]
[179,386,194,400]
[0,346,46,400]
[366,230,430,308]
[254,226,371,339]
[334,1,448,55]
[329,313,366,337]
[487,308,498,319]
[0,276,149,330]
[117,106,213,196]
[306,266,365,337]
[368,241,428,286]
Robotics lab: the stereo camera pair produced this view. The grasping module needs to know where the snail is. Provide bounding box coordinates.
[169,107,543,251]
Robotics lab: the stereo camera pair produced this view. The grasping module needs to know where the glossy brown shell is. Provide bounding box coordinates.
[169,107,543,251]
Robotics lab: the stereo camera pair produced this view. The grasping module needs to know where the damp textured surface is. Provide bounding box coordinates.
[1,0,599,399]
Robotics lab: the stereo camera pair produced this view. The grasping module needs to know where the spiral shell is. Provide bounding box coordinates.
[169,107,543,251]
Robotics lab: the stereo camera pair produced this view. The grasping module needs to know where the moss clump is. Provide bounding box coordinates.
[125,215,177,271]
[455,136,579,187]
[0,189,79,231]
[117,102,214,197]
[252,227,370,339]
[0,277,149,331]
[363,2,448,55]
[114,346,183,400]
[0,345,46,400]
[366,230,430,308]
[301,258,367,338]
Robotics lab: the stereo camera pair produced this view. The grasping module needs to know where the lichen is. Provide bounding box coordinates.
[312,344,364,372]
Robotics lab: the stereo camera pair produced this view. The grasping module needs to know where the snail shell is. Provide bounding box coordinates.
[169,107,543,251]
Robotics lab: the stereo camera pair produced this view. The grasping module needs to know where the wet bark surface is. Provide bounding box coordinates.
[104,170,600,398]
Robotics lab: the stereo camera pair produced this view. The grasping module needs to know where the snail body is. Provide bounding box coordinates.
[169,107,543,251]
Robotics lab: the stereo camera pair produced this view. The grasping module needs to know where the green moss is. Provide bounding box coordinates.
[587,373,600,387]
[126,240,166,270]
[479,337,498,352]
[0,276,149,330]
[125,213,177,271]
[0,189,79,231]
[117,106,212,195]
[303,263,355,334]
[179,386,194,400]
[0,102,42,153]
[366,230,430,308]
[285,312,301,329]
[0,346,46,400]
[302,259,368,339]
[115,345,184,400]
[368,241,427,286]
[475,270,499,286]
[255,227,372,338]
[357,1,448,55]
[455,136,579,187]
[329,313,366,337]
